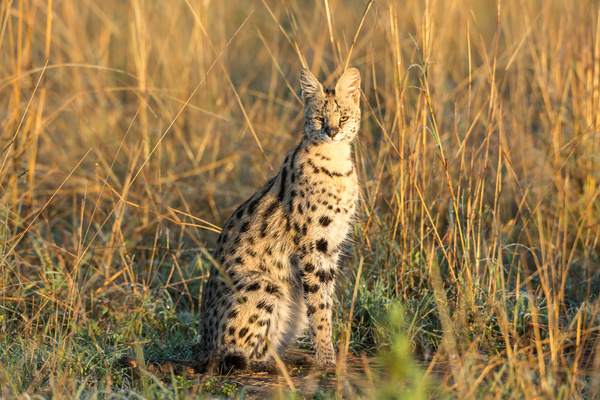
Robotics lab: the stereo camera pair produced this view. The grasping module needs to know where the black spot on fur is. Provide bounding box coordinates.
[247,199,260,216]
[228,326,236,336]
[319,216,332,227]
[264,200,279,219]
[299,245,307,256]
[247,179,276,216]
[316,269,335,283]
[227,309,238,319]
[307,159,320,174]
[238,327,249,338]
[277,167,288,202]
[284,216,291,232]
[235,207,245,220]
[246,282,261,292]
[246,249,257,258]
[265,283,280,296]
[260,222,268,237]
[305,263,315,273]
[316,152,331,161]
[257,300,274,313]
[316,238,328,253]
[290,145,301,169]
[305,284,319,293]
[264,176,277,190]
[234,257,244,265]
[240,221,250,233]
[308,305,317,314]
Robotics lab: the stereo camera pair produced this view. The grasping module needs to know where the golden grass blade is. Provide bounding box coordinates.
[343,0,373,71]
[1,60,48,172]
[1,148,91,357]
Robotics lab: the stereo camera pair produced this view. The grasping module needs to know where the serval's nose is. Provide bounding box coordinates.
[324,125,339,138]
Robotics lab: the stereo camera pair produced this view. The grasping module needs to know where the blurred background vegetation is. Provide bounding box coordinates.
[1,0,599,398]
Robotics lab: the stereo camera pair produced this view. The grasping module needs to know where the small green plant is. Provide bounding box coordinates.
[375,304,428,400]
[201,378,239,397]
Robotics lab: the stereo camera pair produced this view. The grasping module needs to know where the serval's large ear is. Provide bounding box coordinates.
[335,67,361,106]
[300,68,324,105]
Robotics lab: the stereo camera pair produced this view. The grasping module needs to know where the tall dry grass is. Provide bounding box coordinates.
[1,0,599,398]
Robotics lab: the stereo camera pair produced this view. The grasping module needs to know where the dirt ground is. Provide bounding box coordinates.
[118,351,378,398]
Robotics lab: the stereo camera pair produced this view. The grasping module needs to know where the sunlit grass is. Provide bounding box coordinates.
[1,0,599,398]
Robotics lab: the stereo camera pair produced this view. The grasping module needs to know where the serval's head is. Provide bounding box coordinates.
[300,68,361,145]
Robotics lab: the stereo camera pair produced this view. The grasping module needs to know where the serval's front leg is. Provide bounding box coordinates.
[301,252,339,366]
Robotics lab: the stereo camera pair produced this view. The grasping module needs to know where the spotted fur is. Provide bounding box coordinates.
[199,67,361,372]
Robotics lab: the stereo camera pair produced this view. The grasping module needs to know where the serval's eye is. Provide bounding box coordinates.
[340,116,349,122]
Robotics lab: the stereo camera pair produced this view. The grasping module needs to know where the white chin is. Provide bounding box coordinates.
[319,134,346,142]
